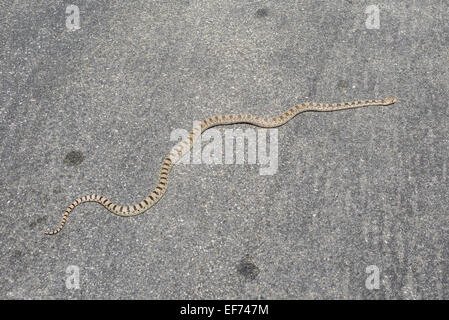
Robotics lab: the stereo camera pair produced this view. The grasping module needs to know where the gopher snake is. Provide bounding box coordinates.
[45,97,397,235]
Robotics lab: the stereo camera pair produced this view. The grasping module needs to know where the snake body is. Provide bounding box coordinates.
[45,97,397,235]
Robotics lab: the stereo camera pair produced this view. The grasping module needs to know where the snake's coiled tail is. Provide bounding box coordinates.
[45,97,397,235]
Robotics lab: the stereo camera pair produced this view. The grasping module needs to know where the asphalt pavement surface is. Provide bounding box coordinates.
[0,1,448,299]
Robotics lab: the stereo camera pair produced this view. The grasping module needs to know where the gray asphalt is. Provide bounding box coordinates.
[1,1,448,299]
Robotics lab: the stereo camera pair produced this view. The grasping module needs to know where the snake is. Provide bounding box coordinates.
[45,97,397,235]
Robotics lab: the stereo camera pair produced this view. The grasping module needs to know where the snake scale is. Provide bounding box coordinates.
[45,97,397,235]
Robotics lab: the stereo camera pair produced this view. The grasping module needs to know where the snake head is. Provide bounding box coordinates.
[383,97,397,105]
